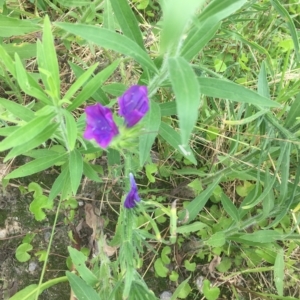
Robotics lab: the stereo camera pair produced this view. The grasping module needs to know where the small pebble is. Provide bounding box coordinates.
[28,261,38,273]
[44,231,51,242]
[160,291,172,300]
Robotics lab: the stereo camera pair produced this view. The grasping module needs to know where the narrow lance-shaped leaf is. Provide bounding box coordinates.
[270,0,300,61]
[14,53,51,105]
[37,16,60,102]
[139,100,161,166]
[55,22,157,73]
[0,112,55,152]
[0,15,41,37]
[198,77,281,108]
[168,57,200,149]
[5,153,67,179]
[63,110,78,151]
[182,0,247,60]
[67,59,120,111]
[159,122,197,165]
[69,149,83,195]
[183,175,222,223]
[274,248,284,296]
[160,0,205,54]
[110,0,144,49]
[66,272,101,300]
[0,97,34,122]
[4,123,59,162]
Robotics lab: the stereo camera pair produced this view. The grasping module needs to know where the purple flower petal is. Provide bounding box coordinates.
[83,103,119,148]
[118,85,149,127]
[124,173,141,209]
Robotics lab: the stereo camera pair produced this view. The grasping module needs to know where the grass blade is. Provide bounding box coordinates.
[198,77,280,107]
[270,0,300,61]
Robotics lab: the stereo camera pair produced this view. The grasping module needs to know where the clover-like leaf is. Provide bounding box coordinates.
[202,279,220,300]
[29,194,53,221]
[154,258,168,277]
[35,250,47,262]
[16,243,33,262]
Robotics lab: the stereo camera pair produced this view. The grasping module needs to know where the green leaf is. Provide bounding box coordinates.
[238,230,287,244]
[83,161,102,182]
[154,258,168,277]
[16,243,33,262]
[159,121,196,165]
[0,44,15,76]
[183,175,222,223]
[177,222,207,234]
[274,248,284,296]
[161,246,171,264]
[168,57,200,148]
[160,0,205,54]
[56,0,92,6]
[184,260,196,272]
[271,0,300,61]
[198,78,280,107]
[258,61,270,98]
[63,63,98,102]
[171,277,191,300]
[66,271,101,300]
[103,0,115,30]
[3,42,37,60]
[285,93,300,128]
[220,193,239,222]
[181,21,220,61]
[5,123,58,162]
[28,182,53,221]
[139,100,161,166]
[0,98,34,122]
[202,279,220,300]
[145,163,157,183]
[198,0,247,23]
[35,250,47,262]
[37,16,60,101]
[63,110,77,151]
[29,194,52,221]
[67,59,120,111]
[0,112,55,152]
[206,232,226,248]
[69,149,83,195]
[48,164,69,201]
[68,247,98,287]
[5,153,67,179]
[0,15,40,37]
[160,101,177,116]
[110,0,144,49]
[9,284,39,300]
[14,54,51,105]
[55,22,157,73]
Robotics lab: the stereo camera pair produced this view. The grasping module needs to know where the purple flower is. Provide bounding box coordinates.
[118,85,149,127]
[83,103,119,148]
[124,173,141,209]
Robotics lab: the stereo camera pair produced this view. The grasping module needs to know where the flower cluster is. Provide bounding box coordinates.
[83,85,149,148]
